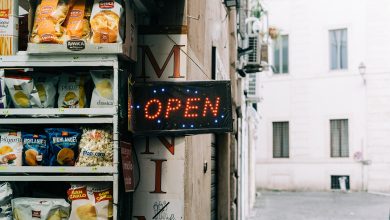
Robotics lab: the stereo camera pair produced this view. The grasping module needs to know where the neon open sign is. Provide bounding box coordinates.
[131,81,233,136]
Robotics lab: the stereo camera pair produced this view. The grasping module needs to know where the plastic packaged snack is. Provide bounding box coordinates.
[22,132,49,166]
[58,73,87,108]
[12,198,70,220]
[65,0,92,41]
[68,183,113,220]
[0,70,7,109]
[76,127,113,167]
[90,0,123,43]
[0,182,12,220]
[30,0,70,44]
[33,73,59,108]
[4,72,42,108]
[0,131,22,166]
[90,70,113,108]
[45,128,81,166]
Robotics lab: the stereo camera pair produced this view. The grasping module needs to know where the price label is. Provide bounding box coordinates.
[58,168,66,172]
[0,167,7,171]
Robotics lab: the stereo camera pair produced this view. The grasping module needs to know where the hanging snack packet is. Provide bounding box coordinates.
[90,70,113,108]
[90,0,123,43]
[0,182,13,220]
[45,128,81,166]
[65,0,91,41]
[68,183,113,220]
[4,72,42,108]
[0,131,22,166]
[30,0,70,44]
[58,73,87,108]
[21,132,49,166]
[0,70,7,109]
[12,198,70,220]
[33,73,59,108]
[76,127,113,167]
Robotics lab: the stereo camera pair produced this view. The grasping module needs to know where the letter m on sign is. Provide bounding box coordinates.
[139,45,185,79]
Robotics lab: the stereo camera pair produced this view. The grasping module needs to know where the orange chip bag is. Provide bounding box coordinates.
[65,0,91,40]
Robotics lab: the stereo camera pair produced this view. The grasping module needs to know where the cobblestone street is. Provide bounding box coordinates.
[248,191,390,220]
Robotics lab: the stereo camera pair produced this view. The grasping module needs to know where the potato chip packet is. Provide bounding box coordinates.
[0,70,7,109]
[45,128,81,166]
[0,131,22,166]
[4,72,42,108]
[90,70,113,108]
[21,132,49,166]
[58,73,88,108]
[32,73,59,108]
[12,198,70,220]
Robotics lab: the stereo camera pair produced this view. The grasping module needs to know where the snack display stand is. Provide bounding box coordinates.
[0,54,121,219]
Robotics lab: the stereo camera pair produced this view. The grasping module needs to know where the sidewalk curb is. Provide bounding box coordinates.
[368,191,390,197]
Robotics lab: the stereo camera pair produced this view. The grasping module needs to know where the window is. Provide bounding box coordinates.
[331,175,350,190]
[330,119,349,157]
[330,29,348,70]
[273,35,288,74]
[273,122,289,158]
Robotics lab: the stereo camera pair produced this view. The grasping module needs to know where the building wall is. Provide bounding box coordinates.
[257,0,390,192]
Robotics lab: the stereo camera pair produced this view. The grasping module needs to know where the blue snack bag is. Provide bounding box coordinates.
[45,128,81,166]
[21,132,49,166]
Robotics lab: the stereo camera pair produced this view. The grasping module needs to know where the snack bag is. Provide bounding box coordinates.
[58,73,87,108]
[4,72,42,108]
[0,70,7,109]
[90,70,113,108]
[22,132,49,166]
[12,198,70,220]
[0,131,22,166]
[76,127,113,167]
[68,183,113,220]
[33,73,59,108]
[90,0,123,43]
[65,0,91,41]
[30,0,70,44]
[45,128,81,166]
[0,182,12,220]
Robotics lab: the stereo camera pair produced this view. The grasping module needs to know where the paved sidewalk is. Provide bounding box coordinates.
[247,191,390,220]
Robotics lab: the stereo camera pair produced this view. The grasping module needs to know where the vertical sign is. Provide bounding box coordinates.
[121,141,134,192]
[132,33,187,219]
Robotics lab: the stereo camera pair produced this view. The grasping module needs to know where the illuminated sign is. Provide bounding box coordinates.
[132,81,233,136]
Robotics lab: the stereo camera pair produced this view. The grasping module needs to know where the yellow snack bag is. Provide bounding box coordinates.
[58,73,88,108]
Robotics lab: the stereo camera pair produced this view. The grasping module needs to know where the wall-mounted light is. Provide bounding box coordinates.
[223,0,237,8]
[359,62,366,84]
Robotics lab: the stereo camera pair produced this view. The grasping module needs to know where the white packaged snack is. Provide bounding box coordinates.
[76,127,113,167]
[58,73,87,108]
[68,183,113,220]
[0,70,7,109]
[90,0,123,43]
[0,131,22,166]
[0,182,12,220]
[33,73,59,108]
[90,70,113,108]
[12,198,70,220]
[4,73,42,108]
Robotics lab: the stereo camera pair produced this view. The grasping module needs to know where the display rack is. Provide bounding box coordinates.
[0,54,120,219]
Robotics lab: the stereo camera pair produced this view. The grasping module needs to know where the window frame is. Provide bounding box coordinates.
[330,119,349,158]
[272,121,290,158]
[273,34,289,74]
[329,28,348,71]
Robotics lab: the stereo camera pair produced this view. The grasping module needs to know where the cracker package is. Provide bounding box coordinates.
[4,72,42,108]
[0,70,7,108]
[90,70,113,108]
[68,183,113,220]
[0,0,19,55]
[64,0,91,41]
[90,0,123,43]
[76,127,113,167]
[12,198,70,220]
[33,73,59,108]
[0,182,12,220]
[45,128,81,166]
[30,0,70,44]
[58,73,87,108]
[0,131,22,166]
[22,132,49,166]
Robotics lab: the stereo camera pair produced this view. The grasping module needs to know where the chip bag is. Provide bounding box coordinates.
[64,0,92,41]
[0,70,7,109]
[45,128,81,166]
[90,0,123,43]
[58,73,88,108]
[33,73,59,108]
[12,198,70,220]
[4,72,42,108]
[90,70,113,108]
[0,182,12,220]
[22,132,49,166]
[0,131,22,166]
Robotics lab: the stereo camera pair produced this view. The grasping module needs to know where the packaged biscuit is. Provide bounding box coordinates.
[0,70,7,108]
[65,0,91,41]
[30,0,70,44]
[76,127,113,167]
[12,198,70,220]
[4,72,42,108]
[22,132,49,166]
[0,182,12,220]
[58,73,87,108]
[90,70,113,108]
[68,183,113,220]
[0,131,22,166]
[90,0,123,43]
[33,73,59,108]
[45,128,81,166]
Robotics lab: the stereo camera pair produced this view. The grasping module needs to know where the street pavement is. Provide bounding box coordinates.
[247,191,390,220]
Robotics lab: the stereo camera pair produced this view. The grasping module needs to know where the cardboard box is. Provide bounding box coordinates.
[26,0,137,61]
